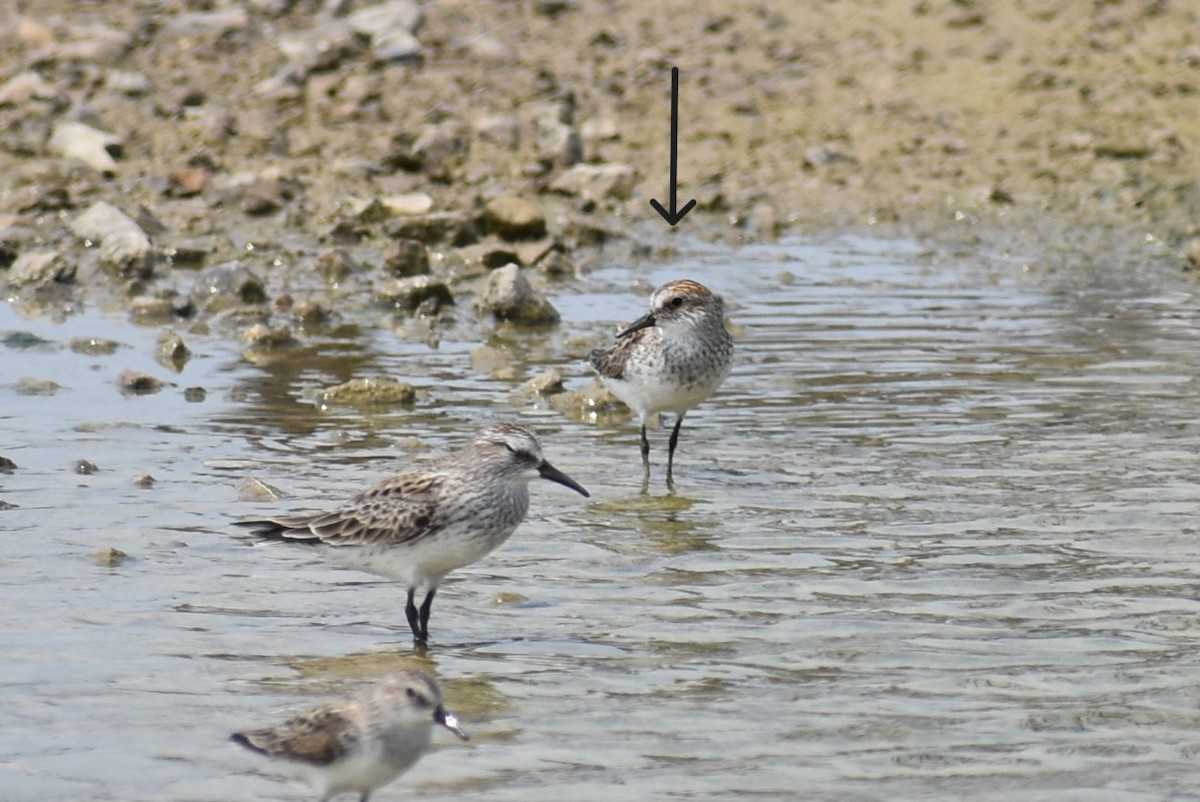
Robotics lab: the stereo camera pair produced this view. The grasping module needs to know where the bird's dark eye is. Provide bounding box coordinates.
[503,443,517,454]
[406,687,428,706]
[670,296,684,308]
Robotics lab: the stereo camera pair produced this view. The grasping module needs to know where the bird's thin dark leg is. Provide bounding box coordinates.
[405,587,423,643]
[640,424,651,477]
[418,588,437,643]
[666,415,685,481]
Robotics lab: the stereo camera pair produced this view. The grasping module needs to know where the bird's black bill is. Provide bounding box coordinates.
[617,311,656,338]
[538,461,590,497]
[435,706,470,740]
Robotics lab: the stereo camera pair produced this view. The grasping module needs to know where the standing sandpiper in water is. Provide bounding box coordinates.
[589,279,733,484]
[235,422,589,647]
[231,668,468,802]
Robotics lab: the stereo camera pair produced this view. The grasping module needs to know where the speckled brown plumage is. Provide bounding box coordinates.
[235,422,589,645]
[589,279,733,482]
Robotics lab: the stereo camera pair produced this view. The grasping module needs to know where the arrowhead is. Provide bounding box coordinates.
[649,198,697,226]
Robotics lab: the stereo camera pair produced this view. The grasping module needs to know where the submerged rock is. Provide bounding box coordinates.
[119,370,164,395]
[92,547,130,567]
[520,368,565,396]
[15,377,63,395]
[155,330,191,372]
[238,476,284,502]
[68,337,122,356]
[478,264,560,324]
[318,377,417,406]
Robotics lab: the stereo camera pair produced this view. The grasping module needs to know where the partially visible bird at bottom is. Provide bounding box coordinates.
[234,421,589,647]
[231,668,468,802]
[589,279,734,485]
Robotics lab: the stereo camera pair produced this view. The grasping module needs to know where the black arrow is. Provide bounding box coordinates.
[649,66,696,226]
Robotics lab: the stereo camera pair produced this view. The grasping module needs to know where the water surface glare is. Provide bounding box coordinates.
[3,237,1200,801]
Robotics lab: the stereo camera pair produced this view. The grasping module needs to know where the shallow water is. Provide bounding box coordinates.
[3,237,1200,801]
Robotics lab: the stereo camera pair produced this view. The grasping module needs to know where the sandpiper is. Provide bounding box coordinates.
[589,279,733,483]
[235,421,589,646]
[231,668,468,802]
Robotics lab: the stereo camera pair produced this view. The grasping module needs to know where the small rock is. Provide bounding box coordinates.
[130,296,178,323]
[165,168,210,197]
[119,370,163,395]
[0,71,58,106]
[131,473,155,488]
[183,386,207,402]
[520,368,565,396]
[7,250,75,289]
[69,337,121,356]
[512,237,557,267]
[470,344,517,380]
[549,378,627,422]
[384,239,430,276]
[49,121,123,174]
[92,547,129,567]
[453,242,521,272]
[155,330,190,372]
[535,117,582,166]
[463,33,513,62]
[549,163,636,202]
[580,115,620,143]
[478,264,560,325]
[69,201,153,274]
[164,238,215,269]
[348,0,424,62]
[164,7,250,38]
[482,196,547,241]
[74,459,99,475]
[235,177,296,216]
[51,22,132,64]
[241,324,298,350]
[15,377,63,396]
[106,69,153,96]
[318,377,417,406]
[534,248,575,278]
[238,476,286,502]
[380,192,434,216]
[376,275,454,312]
[277,20,362,75]
[386,123,468,178]
[473,114,520,149]
[384,212,479,246]
[282,297,329,324]
[0,456,16,474]
[317,248,361,281]
[534,0,576,16]
[191,262,267,312]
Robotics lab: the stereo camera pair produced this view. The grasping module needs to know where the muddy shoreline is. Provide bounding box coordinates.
[3,0,1199,326]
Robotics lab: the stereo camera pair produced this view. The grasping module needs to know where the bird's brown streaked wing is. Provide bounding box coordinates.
[299,472,446,548]
[237,706,359,765]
